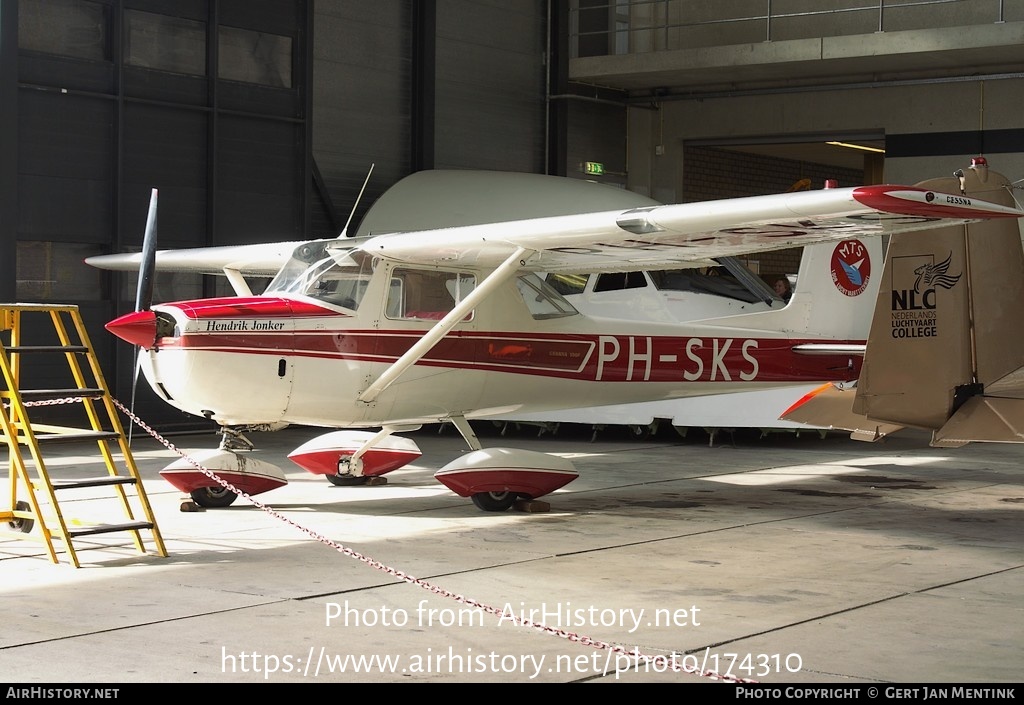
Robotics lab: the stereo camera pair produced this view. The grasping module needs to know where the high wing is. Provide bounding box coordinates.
[86,182,1023,279]
[85,240,312,296]
[86,240,305,277]
[357,185,1024,273]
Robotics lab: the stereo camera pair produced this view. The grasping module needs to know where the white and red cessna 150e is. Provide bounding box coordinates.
[88,161,1024,511]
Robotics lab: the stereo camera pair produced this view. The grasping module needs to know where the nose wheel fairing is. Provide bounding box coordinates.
[159,449,288,506]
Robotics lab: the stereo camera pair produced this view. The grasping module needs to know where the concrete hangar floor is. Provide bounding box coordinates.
[1,422,1020,684]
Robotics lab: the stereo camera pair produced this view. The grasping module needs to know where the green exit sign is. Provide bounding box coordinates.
[584,161,604,175]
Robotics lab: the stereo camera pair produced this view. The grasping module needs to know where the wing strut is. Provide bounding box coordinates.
[446,415,482,451]
[717,256,778,305]
[358,246,535,404]
[222,267,253,296]
[344,423,422,476]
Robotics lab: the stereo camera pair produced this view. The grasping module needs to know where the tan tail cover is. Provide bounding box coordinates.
[933,396,1024,444]
[780,383,904,441]
[854,166,1024,429]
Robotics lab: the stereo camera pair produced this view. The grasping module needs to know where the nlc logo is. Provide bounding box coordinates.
[890,252,961,311]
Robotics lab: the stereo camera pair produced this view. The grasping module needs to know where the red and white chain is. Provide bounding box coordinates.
[14,394,755,682]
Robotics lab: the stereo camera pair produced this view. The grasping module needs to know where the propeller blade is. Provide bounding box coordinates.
[128,350,144,446]
[129,187,158,444]
[135,188,158,312]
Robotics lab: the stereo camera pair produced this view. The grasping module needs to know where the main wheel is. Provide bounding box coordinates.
[628,424,653,441]
[326,473,369,487]
[190,486,239,508]
[8,501,34,533]
[471,491,518,512]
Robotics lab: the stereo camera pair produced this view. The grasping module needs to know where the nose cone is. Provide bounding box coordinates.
[106,310,158,349]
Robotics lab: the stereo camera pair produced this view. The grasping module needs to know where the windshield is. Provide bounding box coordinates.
[265,240,375,310]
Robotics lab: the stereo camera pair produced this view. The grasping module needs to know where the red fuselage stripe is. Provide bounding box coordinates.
[155,330,862,383]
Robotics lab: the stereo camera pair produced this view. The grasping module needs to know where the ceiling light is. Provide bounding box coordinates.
[826,141,886,154]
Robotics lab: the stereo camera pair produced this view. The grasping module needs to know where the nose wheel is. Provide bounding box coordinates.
[471,491,520,512]
[190,486,239,508]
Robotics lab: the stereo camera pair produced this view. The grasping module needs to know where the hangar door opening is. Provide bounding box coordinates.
[682,134,886,280]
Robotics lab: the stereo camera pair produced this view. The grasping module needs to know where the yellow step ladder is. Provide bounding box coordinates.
[0,303,167,567]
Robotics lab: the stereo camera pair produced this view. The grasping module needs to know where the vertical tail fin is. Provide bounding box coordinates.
[854,161,1024,443]
[780,159,1024,445]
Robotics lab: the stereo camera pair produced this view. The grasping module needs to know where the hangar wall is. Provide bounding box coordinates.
[434,1,546,173]
[566,0,1024,310]
[311,0,549,239]
[565,1,1024,205]
[3,0,554,428]
[311,1,411,238]
[7,0,313,427]
[7,0,1022,429]
[626,79,1024,204]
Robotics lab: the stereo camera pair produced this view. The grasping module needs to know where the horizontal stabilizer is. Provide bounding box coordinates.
[780,383,904,442]
[932,396,1024,445]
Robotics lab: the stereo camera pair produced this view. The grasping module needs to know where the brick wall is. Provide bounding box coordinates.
[682,146,864,278]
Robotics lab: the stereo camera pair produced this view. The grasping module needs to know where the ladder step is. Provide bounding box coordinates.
[64,521,155,538]
[28,430,123,444]
[1,304,168,565]
[51,476,138,490]
[8,388,106,401]
[6,345,90,354]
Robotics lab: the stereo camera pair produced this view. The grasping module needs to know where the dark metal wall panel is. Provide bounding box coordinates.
[18,54,116,94]
[312,0,412,239]
[17,91,114,243]
[0,0,16,301]
[218,82,300,117]
[121,103,208,247]
[12,0,312,428]
[433,0,546,172]
[219,0,301,34]
[121,67,209,106]
[125,0,206,21]
[215,115,302,244]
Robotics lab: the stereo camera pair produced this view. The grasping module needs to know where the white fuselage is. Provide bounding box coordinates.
[128,251,862,429]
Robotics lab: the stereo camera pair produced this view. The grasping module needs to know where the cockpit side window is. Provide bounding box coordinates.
[649,267,763,304]
[543,273,587,296]
[593,271,648,292]
[386,268,476,321]
[516,273,578,319]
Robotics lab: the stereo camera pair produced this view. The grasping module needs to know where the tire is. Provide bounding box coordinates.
[471,491,518,512]
[8,500,34,534]
[190,486,239,508]
[628,424,653,441]
[326,473,369,487]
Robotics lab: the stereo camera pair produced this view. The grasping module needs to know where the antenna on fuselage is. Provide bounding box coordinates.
[339,163,375,238]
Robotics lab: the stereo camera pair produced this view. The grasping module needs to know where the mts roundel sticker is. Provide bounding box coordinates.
[830,239,871,297]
